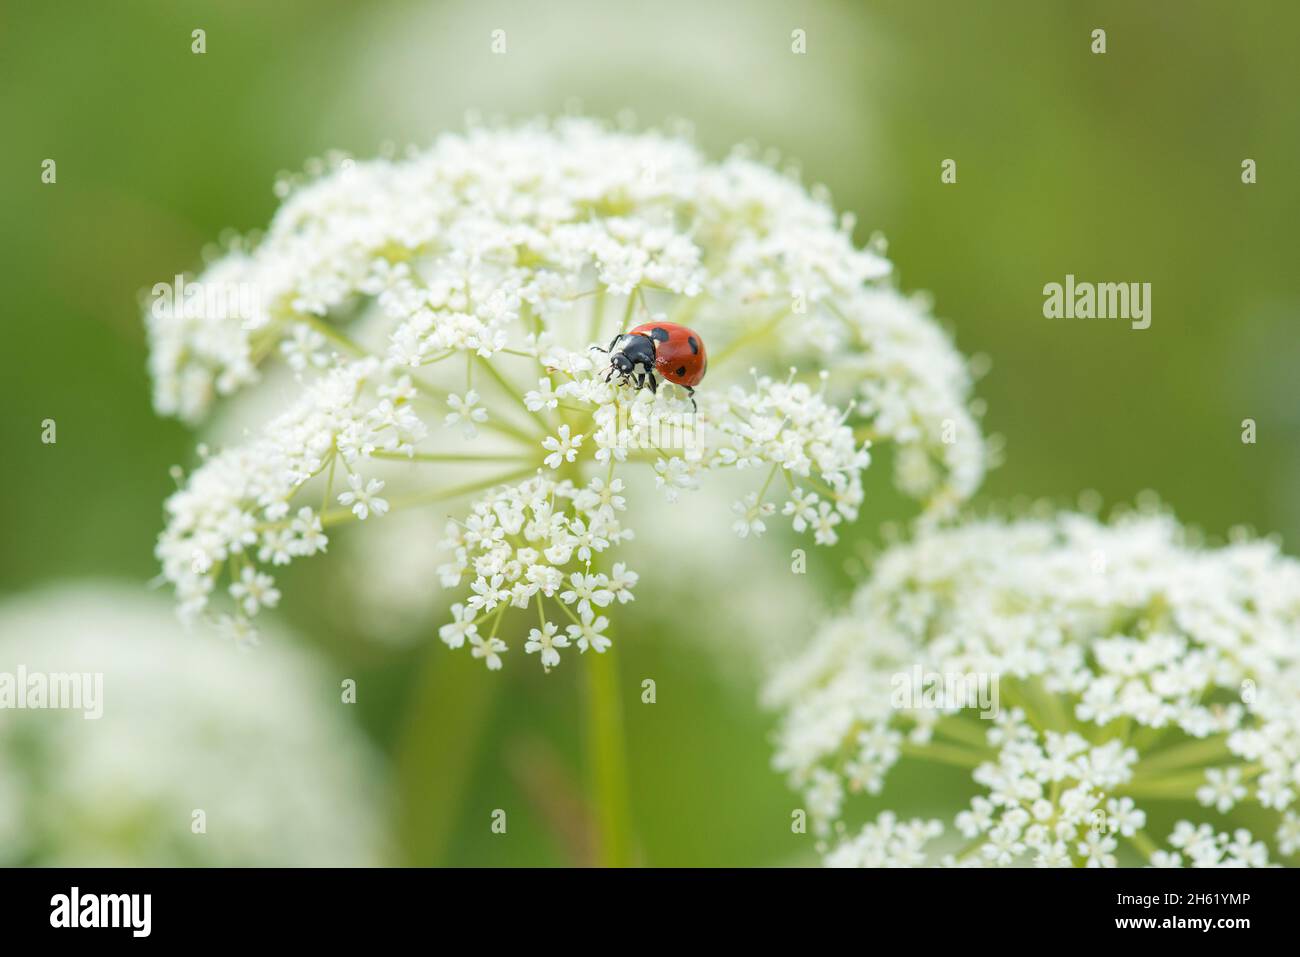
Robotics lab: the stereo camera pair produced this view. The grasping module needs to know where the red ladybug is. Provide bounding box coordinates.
[593,321,708,407]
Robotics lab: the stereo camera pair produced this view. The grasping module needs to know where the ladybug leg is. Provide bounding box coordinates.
[646,371,658,394]
[685,385,697,412]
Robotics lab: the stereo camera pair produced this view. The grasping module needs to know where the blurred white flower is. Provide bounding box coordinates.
[338,506,447,645]
[0,585,386,866]
[145,119,986,661]
[445,390,488,438]
[823,812,944,868]
[470,633,507,671]
[766,506,1300,867]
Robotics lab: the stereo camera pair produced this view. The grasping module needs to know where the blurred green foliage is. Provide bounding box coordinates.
[1,0,1296,865]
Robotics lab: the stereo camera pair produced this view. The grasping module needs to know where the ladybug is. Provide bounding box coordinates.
[593,321,708,408]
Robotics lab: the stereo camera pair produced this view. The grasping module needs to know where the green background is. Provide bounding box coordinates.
[1,0,1296,865]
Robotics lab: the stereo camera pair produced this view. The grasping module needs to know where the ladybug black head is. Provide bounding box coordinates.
[611,352,633,374]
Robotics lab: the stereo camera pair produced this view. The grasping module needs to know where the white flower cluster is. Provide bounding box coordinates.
[155,358,425,631]
[436,472,636,671]
[827,288,987,510]
[766,508,1300,866]
[0,586,385,865]
[146,118,986,658]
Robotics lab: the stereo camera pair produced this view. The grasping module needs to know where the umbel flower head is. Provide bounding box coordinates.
[0,585,385,865]
[146,118,988,664]
[765,505,1300,867]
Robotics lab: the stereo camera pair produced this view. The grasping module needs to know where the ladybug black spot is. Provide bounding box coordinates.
[649,327,670,342]
[675,365,687,377]
[687,336,699,354]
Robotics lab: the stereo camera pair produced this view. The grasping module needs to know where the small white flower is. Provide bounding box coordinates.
[338,474,388,520]
[811,501,843,545]
[1197,767,1247,814]
[470,633,507,671]
[289,507,329,556]
[228,566,280,616]
[467,573,508,614]
[524,378,559,412]
[575,477,626,516]
[731,492,775,539]
[438,603,478,649]
[560,572,614,617]
[1034,842,1072,868]
[1254,772,1293,811]
[280,323,329,372]
[566,610,611,654]
[782,488,819,531]
[542,424,584,469]
[608,562,638,603]
[1077,832,1118,868]
[525,621,570,670]
[1105,796,1145,837]
[982,823,1026,866]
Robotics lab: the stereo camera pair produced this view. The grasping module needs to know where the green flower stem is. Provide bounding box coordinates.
[584,644,635,867]
[997,679,1051,736]
[620,288,639,330]
[586,287,607,345]
[934,715,996,749]
[317,466,538,527]
[1116,763,1263,799]
[293,309,544,450]
[544,451,636,868]
[321,452,337,512]
[900,740,990,769]
[299,312,367,356]
[370,450,535,464]
[710,309,789,367]
[410,377,544,447]
[477,354,554,434]
[1126,829,1160,862]
[1026,677,1075,733]
[396,648,501,865]
[1131,735,1231,778]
